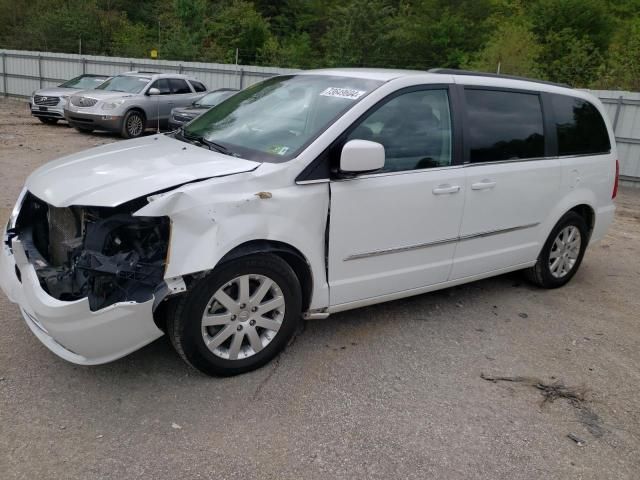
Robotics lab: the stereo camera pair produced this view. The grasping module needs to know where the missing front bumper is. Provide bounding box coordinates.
[1,239,163,364]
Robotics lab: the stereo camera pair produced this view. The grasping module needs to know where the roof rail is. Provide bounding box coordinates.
[122,70,160,75]
[428,68,571,89]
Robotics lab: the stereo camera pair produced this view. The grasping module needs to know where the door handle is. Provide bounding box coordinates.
[471,179,497,190]
[432,184,461,195]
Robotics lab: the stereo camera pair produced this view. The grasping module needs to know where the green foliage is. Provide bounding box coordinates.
[466,23,542,78]
[0,0,638,90]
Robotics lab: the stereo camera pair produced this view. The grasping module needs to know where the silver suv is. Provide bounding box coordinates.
[64,72,207,138]
[30,74,110,124]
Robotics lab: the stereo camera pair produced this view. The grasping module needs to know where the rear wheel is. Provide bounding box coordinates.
[121,110,145,138]
[167,254,302,376]
[38,117,58,124]
[526,211,589,288]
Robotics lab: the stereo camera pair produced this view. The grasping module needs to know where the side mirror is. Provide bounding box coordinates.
[147,87,160,96]
[340,139,385,173]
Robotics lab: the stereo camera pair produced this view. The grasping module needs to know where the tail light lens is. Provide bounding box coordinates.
[612,159,619,199]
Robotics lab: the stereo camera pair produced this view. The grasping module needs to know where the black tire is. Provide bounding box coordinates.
[38,117,58,125]
[525,211,589,288]
[74,126,94,133]
[121,110,146,138]
[166,254,302,376]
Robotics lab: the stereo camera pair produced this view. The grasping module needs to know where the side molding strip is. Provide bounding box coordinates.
[344,222,540,261]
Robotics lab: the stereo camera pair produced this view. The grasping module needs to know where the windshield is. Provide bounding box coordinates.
[195,90,237,107]
[59,75,109,89]
[96,75,150,94]
[183,75,383,161]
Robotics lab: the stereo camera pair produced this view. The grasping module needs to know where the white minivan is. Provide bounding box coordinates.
[1,69,618,376]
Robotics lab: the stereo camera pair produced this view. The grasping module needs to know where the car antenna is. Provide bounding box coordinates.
[156,95,160,134]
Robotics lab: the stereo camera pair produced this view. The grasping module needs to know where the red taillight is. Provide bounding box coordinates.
[612,159,620,199]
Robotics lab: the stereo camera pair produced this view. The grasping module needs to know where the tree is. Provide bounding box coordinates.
[466,22,542,78]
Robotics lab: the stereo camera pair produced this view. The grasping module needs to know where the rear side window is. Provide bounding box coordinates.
[170,79,192,94]
[465,89,545,162]
[550,94,610,156]
[190,81,207,92]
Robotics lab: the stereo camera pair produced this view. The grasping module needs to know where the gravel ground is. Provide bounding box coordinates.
[1,97,639,479]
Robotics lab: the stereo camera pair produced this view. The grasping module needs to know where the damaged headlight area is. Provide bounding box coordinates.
[12,193,170,311]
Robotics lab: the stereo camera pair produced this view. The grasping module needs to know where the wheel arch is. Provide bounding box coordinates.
[124,106,146,121]
[217,239,314,312]
[568,204,595,238]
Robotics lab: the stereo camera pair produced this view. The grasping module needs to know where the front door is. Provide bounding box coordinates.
[328,87,466,306]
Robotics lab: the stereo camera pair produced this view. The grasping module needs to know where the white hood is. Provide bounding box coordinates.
[26,134,260,207]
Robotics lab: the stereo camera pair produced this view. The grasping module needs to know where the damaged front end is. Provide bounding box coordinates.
[11,193,170,311]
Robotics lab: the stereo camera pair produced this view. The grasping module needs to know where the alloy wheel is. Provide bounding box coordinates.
[201,274,285,360]
[127,114,143,137]
[549,225,581,279]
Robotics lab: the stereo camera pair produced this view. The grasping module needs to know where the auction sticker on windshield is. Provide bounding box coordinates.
[320,87,366,100]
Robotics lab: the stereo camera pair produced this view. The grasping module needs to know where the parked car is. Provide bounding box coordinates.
[64,71,207,138]
[168,88,238,130]
[1,69,618,376]
[29,74,110,124]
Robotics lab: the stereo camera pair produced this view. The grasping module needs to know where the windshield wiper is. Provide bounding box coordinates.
[176,128,240,157]
[200,138,234,156]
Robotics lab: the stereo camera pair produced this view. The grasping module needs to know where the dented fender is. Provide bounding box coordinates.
[135,164,330,310]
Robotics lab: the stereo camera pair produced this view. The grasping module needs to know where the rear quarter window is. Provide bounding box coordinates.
[550,94,611,156]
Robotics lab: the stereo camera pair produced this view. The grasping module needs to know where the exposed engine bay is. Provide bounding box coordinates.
[9,193,170,311]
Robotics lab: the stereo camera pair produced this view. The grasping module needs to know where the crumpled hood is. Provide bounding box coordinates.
[26,134,260,207]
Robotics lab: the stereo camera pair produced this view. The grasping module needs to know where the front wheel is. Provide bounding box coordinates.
[526,211,589,288]
[167,254,302,376]
[121,110,146,138]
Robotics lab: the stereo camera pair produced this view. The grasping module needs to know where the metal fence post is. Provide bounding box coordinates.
[38,54,43,88]
[178,64,183,74]
[239,68,245,90]
[1,52,7,97]
[612,95,624,134]
[81,57,86,75]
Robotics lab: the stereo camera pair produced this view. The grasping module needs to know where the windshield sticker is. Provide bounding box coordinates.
[268,145,290,156]
[320,87,366,100]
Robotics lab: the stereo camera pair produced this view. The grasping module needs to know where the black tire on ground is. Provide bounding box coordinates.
[74,126,94,133]
[38,117,58,124]
[525,211,589,288]
[166,254,302,376]
[121,110,146,138]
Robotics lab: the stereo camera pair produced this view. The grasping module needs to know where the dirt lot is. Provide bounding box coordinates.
[1,97,639,479]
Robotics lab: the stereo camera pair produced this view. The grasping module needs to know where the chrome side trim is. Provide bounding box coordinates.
[458,222,540,241]
[345,236,458,261]
[344,222,540,261]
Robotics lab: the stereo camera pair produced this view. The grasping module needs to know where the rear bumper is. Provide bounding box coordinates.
[64,109,123,132]
[591,204,616,244]
[0,238,163,365]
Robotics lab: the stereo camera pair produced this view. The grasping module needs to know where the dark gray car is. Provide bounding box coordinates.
[30,74,110,124]
[168,88,238,130]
